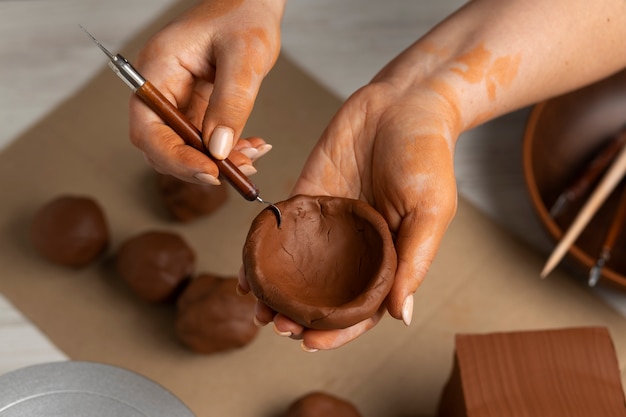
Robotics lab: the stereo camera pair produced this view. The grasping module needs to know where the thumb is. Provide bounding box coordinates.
[386,206,456,325]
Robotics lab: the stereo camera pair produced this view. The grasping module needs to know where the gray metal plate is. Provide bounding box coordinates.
[0,361,195,417]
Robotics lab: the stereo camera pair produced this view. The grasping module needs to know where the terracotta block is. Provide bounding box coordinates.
[438,327,626,417]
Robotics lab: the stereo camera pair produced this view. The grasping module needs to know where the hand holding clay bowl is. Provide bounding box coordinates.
[242,194,397,330]
[523,69,626,289]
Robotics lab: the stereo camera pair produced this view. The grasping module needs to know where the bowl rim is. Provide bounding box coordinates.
[243,194,397,329]
[523,100,626,288]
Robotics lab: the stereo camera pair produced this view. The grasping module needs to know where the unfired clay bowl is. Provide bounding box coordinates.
[242,194,397,329]
[523,69,626,289]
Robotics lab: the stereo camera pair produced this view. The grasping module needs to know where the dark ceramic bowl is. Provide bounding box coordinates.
[523,69,626,290]
[243,194,397,329]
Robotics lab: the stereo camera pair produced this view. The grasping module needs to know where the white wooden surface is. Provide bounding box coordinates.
[1,0,624,375]
[0,295,67,375]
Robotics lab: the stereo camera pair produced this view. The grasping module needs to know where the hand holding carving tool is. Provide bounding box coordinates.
[80,26,281,226]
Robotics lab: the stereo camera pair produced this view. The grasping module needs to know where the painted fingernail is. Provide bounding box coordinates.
[236,267,249,295]
[235,283,248,296]
[239,147,259,159]
[193,172,220,186]
[273,324,292,337]
[238,164,257,176]
[253,316,267,327]
[208,126,234,160]
[300,341,319,353]
[402,294,414,326]
[255,143,272,159]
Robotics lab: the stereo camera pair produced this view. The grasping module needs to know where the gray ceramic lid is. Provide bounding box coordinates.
[0,361,195,417]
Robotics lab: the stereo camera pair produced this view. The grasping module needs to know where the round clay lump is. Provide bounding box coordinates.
[30,195,109,267]
[116,230,195,303]
[156,173,228,222]
[176,273,258,354]
[243,194,396,330]
[283,392,362,417]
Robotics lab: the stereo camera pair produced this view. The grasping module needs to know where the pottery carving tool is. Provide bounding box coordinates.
[588,184,626,286]
[541,142,626,278]
[80,26,282,226]
[550,130,626,218]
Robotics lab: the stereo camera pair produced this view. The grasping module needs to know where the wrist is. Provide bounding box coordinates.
[373,40,517,137]
[198,0,286,18]
[374,0,626,135]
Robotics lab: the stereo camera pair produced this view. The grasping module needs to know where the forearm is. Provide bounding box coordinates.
[180,0,287,23]
[375,0,626,133]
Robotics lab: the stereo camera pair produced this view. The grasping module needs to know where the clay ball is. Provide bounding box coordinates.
[283,392,362,417]
[156,173,228,222]
[30,195,109,267]
[243,194,397,330]
[176,274,258,354]
[116,230,195,303]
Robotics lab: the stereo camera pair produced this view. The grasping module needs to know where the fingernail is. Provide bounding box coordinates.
[236,267,249,295]
[193,172,220,186]
[255,143,272,159]
[239,147,259,159]
[402,294,414,326]
[300,341,319,353]
[236,284,248,296]
[208,126,234,160]
[253,316,267,327]
[238,164,257,176]
[273,324,292,337]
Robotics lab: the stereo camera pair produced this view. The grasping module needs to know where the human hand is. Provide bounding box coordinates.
[234,0,626,352]
[128,0,285,185]
[238,77,460,351]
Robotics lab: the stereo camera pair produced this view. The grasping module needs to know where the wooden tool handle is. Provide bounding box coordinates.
[569,131,626,198]
[135,81,259,201]
[541,144,626,277]
[603,184,626,251]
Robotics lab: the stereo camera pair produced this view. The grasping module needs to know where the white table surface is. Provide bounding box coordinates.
[1,0,624,376]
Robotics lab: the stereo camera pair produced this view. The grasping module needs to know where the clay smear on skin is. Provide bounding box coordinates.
[450,43,522,101]
[423,43,521,128]
[423,77,463,135]
[451,44,492,84]
[201,0,245,18]
[215,27,274,126]
[233,27,275,91]
[416,116,456,154]
[485,55,521,100]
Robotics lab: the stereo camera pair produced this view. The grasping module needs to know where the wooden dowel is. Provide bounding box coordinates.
[550,131,626,217]
[541,144,626,278]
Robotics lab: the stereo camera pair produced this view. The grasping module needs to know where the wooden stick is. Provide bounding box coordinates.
[541,143,626,278]
[549,131,626,218]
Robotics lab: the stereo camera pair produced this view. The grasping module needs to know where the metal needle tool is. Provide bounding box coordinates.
[588,184,626,286]
[541,142,626,278]
[550,130,626,218]
[80,26,282,226]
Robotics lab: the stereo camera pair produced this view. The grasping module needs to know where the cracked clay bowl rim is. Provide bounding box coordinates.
[242,194,397,330]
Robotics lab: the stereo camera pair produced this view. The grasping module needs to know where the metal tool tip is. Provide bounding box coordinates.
[588,265,602,287]
[588,253,608,287]
[79,25,115,60]
[256,196,282,227]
